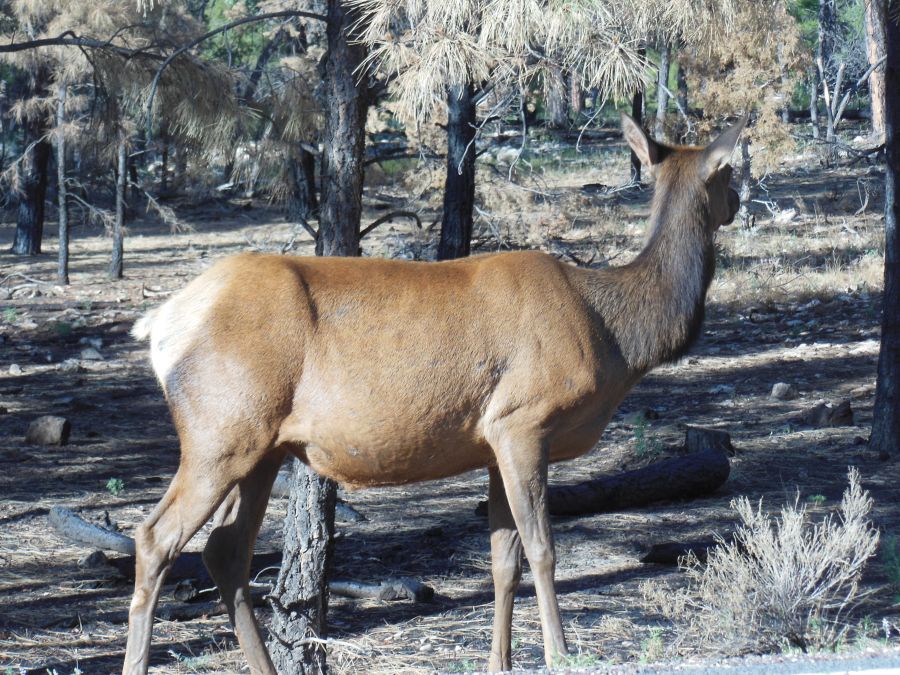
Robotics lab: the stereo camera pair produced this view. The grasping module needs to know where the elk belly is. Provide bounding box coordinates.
[278,403,494,488]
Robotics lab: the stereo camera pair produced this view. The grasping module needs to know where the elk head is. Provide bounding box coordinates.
[620,112,749,230]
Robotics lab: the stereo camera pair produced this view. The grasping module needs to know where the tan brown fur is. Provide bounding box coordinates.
[122,113,747,675]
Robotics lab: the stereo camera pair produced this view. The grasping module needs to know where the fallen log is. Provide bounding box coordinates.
[547,446,730,516]
[474,444,730,518]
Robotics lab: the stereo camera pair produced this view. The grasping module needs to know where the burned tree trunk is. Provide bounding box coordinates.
[12,119,51,256]
[288,148,319,224]
[871,4,900,458]
[109,133,127,280]
[269,0,368,671]
[313,0,368,258]
[270,460,337,674]
[437,83,477,261]
[56,83,69,284]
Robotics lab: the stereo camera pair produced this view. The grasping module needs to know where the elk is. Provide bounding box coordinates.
[123,113,747,674]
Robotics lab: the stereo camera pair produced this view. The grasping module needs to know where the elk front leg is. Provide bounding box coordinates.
[203,451,284,675]
[492,434,568,668]
[488,466,523,672]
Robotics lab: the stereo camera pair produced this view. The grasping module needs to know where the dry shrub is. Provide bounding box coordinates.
[645,468,880,655]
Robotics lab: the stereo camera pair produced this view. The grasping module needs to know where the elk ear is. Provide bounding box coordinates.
[700,113,749,183]
[620,112,662,168]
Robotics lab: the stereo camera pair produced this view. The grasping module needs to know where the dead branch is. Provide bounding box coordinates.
[330,578,434,602]
[359,211,422,239]
[50,507,430,604]
[49,506,136,555]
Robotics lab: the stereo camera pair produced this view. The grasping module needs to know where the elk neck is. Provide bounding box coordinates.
[572,160,717,374]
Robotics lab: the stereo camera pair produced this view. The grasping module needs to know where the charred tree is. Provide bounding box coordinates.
[56,82,69,284]
[288,148,319,224]
[109,133,126,280]
[871,3,900,458]
[313,0,368,258]
[269,0,368,672]
[437,84,477,261]
[12,118,51,256]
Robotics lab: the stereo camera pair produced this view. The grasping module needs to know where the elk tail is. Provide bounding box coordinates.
[131,309,158,341]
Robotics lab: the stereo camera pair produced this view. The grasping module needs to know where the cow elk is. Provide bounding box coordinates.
[124,112,747,674]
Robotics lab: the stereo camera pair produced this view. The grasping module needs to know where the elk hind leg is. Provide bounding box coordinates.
[203,450,285,675]
[488,466,523,672]
[123,461,236,675]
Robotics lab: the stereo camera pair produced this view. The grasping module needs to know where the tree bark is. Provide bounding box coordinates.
[288,147,319,224]
[569,71,583,119]
[630,88,644,184]
[871,4,900,458]
[12,119,51,256]
[778,41,791,124]
[56,83,69,285]
[269,460,337,674]
[818,0,836,156]
[676,63,688,118]
[737,137,752,229]
[314,0,368,258]
[655,44,670,141]
[109,133,126,280]
[269,0,368,671]
[437,84,477,261]
[546,65,568,129]
[809,67,820,140]
[864,0,887,140]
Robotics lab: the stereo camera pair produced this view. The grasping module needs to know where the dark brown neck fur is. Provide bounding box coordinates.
[574,151,717,373]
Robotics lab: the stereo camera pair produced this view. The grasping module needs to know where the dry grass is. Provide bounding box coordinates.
[644,468,880,656]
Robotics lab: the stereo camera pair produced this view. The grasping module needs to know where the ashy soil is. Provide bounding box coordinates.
[0,140,898,675]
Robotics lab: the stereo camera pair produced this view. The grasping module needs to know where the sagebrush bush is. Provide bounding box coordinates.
[644,468,880,655]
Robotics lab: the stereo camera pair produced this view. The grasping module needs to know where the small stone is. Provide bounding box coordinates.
[58,359,86,373]
[79,347,104,361]
[78,336,103,350]
[25,415,71,446]
[8,364,22,375]
[770,382,798,400]
[78,550,108,569]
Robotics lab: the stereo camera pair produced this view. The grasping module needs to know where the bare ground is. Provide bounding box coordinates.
[0,145,898,674]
